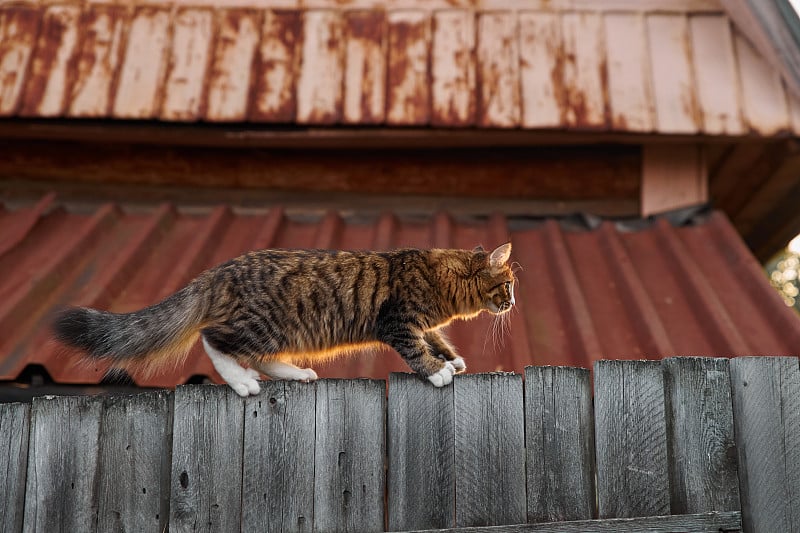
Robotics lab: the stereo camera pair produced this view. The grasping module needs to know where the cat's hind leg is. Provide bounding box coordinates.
[201,336,261,397]
[251,359,319,383]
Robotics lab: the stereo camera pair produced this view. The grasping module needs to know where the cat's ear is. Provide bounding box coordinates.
[473,245,485,253]
[489,243,512,269]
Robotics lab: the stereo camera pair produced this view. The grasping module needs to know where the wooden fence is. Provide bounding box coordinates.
[1,356,798,533]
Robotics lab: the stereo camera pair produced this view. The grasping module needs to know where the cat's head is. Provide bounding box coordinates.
[473,243,515,315]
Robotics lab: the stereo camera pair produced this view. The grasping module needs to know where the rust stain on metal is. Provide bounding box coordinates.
[0,4,41,115]
[20,4,81,117]
[560,12,607,129]
[296,10,344,124]
[476,11,520,128]
[67,4,129,117]
[343,10,386,124]
[387,10,430,125]
[431,10,476,126]
[160,7,214,121]
[206,8,262,122]
[251,9,300,122]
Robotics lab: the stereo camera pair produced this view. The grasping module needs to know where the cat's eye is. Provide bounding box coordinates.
[504,281,511,292]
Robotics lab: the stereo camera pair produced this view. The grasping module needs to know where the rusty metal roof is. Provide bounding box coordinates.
[1,1,799,135]
[1,194,799,388]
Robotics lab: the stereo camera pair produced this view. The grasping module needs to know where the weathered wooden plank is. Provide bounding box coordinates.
[519,11,562,128]
[160,8,214,121]
[0,402,29,533]
[641,144,707,216]
[477,11,519,128]
[242,380,316,532]
[454,373,525,527]
[689,15,744,135]
[251,9,300,122]
[561,12,607,129]
[205,8,261,122]
[20,4,80,117]
[169,385,244,533]
[296,10,344,124]
[646,14,700,134]
[431,10,475,126]
[733,32,790,135]
[113,5,171,118]
[344,10,386,124]
[22,395,102,533]
[398,510,742,532]
[525,366,595,523]
[662,357,740,514]
[388,373,455,531]
[387,10,431,125]
[730,356,800,532]
[96,391,172,532]
[68,4,128,117]
[603,13,653,132]
[594,360,670,518]
[0,4,41,115]
[314,379,385,532]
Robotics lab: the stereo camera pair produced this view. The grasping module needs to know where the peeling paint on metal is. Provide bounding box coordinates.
[251,9,300,122]
[560,12,608,129]
[206,8,262,122]
[297,10,344,124]
[343,10,385,124]
[477,11,520,128]
[113,6,172,118]
[519,11,563,128]
[431,10,475,126]
[68,4,128,117]
[387,10,430,125]
[161,8,214,121]
[0,4,40,115]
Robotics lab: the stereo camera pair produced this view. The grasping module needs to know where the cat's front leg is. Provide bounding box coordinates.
[424,330,467,374]
[380,328,456,387]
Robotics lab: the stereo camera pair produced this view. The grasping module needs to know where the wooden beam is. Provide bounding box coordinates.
[641,144,708,216]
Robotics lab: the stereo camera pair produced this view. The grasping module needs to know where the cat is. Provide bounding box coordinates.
[53,243,515,397]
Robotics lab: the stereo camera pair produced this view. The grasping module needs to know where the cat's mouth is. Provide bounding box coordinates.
[487,301,513,314]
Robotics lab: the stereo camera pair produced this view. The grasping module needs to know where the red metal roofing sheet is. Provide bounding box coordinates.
[1,196,799,388]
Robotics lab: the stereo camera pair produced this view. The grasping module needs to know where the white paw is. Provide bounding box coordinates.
[298,368,318,383]
[224,372,261,397]
[450,357,467,373]
[427,362,456,387]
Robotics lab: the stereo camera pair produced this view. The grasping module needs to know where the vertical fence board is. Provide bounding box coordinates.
[251,9,300,122]
[561,12,607,129]
[730,356,800,532]
[314,379,385,532]
[297,10,344,124]
[20,4,81,117]
[431,9,475,126]
[242,380,316,532]
[169,385,244,533]
[594,360,670,519]
[662,357,740,514]
[454,373,525,527]
[388,373,455,531]
[0,4,40,115]
[160,8,214,121]
[344,10,386,124]
[96,392,172,533]
[0,402,30,533]
[519,11,563,129]
[387,10,431,125]
[477,11,520,128]
[604,13,653,132]
[22,396,102,533]
[525,366,595,523]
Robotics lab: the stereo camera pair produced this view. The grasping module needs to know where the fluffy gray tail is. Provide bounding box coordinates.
[53,284,208,368]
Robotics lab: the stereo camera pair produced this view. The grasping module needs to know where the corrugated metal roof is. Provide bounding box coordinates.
[2,1,799,135]
[2,194,799,388]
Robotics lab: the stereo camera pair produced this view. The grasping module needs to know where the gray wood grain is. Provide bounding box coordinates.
[0,402,30,533]
[662,357,740,514]
[169,385,244,533]
[730,356,800,533]
[242,380,316,533]
[388,373,456,531]
[454,373,526,527]
[398,510,742,533]
[96,391,172,532]
[525,366,595,523]
[594,360,670,518]
[22,395,103,533]
[314,379,386,532]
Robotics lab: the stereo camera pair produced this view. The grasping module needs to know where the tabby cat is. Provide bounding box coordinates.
[53,243,515,397]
